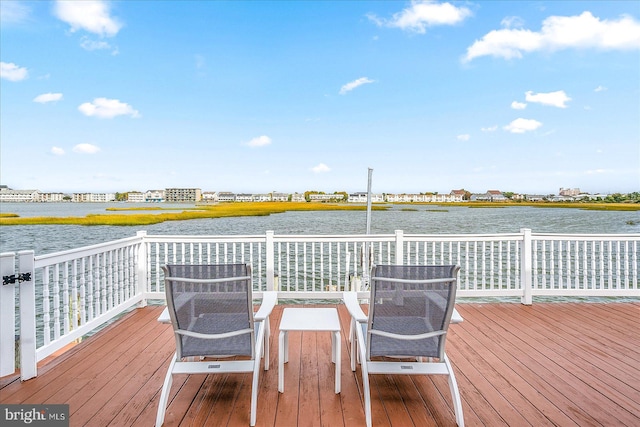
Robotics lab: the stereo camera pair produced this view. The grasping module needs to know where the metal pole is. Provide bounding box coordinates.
[366,168,373,234]
[364,168,373,288]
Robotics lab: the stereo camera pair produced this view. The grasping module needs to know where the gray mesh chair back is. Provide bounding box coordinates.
[163,264,254,359]
[368,264,459,360]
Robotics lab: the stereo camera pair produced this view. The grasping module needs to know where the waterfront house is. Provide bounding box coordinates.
[144,189,165,202]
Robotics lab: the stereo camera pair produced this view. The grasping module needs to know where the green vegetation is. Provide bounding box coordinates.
[435,201,639,211]
[1,199,637,227]
[0,202,388,227]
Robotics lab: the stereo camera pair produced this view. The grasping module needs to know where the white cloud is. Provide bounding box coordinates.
[503,118,543,133]
[594,85,607,92]
[245,135,272,147]
[0,1,31,24]
[53,0,122,37]
[311,163,331,173]
[481,125,498,132]
[1,62,28,81]
[457,134,470,141]
[73,143,101,154]
[78,98,140,118]
[51,146,65,155]
[511,101,527,110]
[368,1,472,34]
[525,90,571,108]
[34,93,63,103]
[464,11,640,62]
[501,16,525,29]
[80,36,117,54]
[339,77,375,95]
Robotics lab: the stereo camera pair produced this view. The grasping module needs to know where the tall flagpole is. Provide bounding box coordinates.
[366,167,373,234]
[364,168,373,288]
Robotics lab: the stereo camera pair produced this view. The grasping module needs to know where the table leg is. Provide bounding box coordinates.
[278,330,286,393]
[333,330,341,394]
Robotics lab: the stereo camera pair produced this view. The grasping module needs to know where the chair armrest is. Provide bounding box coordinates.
[451,307,463,324]
[343,292,368,323]
[254,291,278,321]
[158,307,170,324]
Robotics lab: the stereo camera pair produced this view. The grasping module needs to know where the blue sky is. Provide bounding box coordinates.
[1,1,639,195]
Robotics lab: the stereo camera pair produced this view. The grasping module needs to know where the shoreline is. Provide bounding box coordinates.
[0,201,637,227]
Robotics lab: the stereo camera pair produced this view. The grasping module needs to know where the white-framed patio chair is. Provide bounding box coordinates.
[343,264,464,427]
[156,264,277,427]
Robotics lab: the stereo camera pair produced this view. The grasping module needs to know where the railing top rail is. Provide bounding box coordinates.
[143,235,267,243]
[34,235,143,266]
[403,233,524,240]
[531,233,640,240]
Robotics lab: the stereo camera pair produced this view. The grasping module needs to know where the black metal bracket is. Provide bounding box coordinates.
[2,273,32,286]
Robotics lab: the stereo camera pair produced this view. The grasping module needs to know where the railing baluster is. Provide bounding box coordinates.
[53,264,61,339]
[80,258,86,325]
[43,266,51,345]
[62,261,69,335]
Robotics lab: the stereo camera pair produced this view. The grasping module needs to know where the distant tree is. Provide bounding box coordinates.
[115,192,128,202]
[334,191,348,202]
[503,191,514,199]
[605,193,624,203]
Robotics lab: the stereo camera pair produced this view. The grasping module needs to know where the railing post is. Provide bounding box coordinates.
[136,231,148,307]
[0,252,16,377]
[19,250,37,380]
[395,230,404,264]
[266,231,275,291]
[520,228,533,305]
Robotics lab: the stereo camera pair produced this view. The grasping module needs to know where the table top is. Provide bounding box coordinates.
[279,307,340,332]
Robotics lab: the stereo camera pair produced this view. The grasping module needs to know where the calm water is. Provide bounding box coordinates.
[1,202,639,255]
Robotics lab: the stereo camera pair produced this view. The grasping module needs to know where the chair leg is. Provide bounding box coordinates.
[350,319,357,371]
[444,354,465,427]
[155,355,177,427]
[361,365,372,427]
[250,362,260,426]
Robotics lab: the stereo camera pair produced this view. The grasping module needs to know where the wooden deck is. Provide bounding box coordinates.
[1,302,639,426]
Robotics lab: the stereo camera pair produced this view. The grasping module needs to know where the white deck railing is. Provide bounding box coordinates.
[1,229,638,379]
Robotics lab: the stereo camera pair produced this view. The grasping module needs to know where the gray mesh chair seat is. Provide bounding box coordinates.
[344,264,465,427]
[156,264,277,427]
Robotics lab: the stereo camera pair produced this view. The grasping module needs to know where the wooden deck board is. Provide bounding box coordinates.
[1,302,639,427]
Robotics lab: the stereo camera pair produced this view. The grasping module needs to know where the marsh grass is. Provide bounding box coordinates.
[0,202,385,226]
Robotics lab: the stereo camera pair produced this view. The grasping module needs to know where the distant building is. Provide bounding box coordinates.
[201,191,218,202]
[291,192,306,202]
[127,192,145,203]
[471,190,506,202]
[559,188,580,197]
[309,193,345,202]
[271,192,289,202]
[449,190,466,202]
[0,188,39,202]
[235,193,253,202]
[165,188,201,203]
[145,190,165,202]
[37,192,65,202]
[217,192,236,202]
[72,193,116,202]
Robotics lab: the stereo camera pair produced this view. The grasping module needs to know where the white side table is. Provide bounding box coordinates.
[278,307,341,394]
